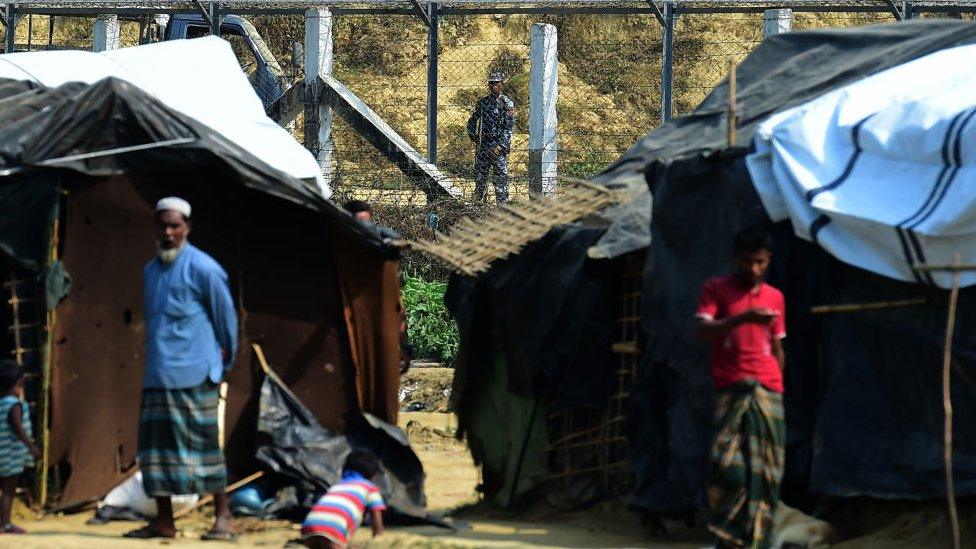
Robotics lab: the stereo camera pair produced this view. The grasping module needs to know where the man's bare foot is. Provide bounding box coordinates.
[213,512,235,533]
[200,513,237,541]
[201,517,238,542]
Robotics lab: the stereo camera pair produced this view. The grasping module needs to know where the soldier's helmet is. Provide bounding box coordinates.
[487,71,505,83]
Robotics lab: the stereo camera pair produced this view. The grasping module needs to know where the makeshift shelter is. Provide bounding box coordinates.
[0,37,404,509]
[448,19,976,513]
[444,184,650,506]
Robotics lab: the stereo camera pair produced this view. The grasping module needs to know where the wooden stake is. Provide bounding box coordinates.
[728,61,737,148]
[942,254,962,549]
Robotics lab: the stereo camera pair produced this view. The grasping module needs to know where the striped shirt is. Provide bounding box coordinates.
[301,471,386,547]
[0,395,33,478]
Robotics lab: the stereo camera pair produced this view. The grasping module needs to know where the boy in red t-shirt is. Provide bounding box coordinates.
[694,227,786,549]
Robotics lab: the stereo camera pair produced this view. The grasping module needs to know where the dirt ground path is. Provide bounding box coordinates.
[13,370,700,548]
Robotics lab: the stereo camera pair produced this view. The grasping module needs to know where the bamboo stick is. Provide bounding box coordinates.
[252,342,272,375]
[7,271,23,367]
[546,417,627,447]
[1,278,34,288]
[172,470,266,519]
[543,461,630,481]
[915,263,976,273]
[611,342,640,355]
[942,254,962,549]
[809,298,926,314]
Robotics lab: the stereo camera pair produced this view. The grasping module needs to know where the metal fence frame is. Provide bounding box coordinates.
[3,1,975,185]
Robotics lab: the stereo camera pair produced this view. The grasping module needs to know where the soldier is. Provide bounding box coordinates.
[467,71,515,204]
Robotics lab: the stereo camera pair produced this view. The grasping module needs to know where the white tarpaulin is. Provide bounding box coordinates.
[0,37,329,196]
[747,44,976,289]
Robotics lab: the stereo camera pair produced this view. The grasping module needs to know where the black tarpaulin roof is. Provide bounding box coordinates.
[0,76,393,272]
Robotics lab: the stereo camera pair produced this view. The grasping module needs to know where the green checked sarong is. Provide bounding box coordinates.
[707,380,785,549]
[138,380,227,496]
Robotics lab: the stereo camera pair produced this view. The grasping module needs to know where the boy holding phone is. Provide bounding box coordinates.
[694,227,786,548]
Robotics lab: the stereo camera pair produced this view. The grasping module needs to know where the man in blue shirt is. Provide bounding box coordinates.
[125,197,238,541]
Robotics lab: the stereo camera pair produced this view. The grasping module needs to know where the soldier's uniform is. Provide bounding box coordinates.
[467,72,515,204]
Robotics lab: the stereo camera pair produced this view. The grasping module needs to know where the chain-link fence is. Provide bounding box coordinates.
[2,14,142,51]
[331,15,430,203]
[257,12,666,209]
[673,13,763,114]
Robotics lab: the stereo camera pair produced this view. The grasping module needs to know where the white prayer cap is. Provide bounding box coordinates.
[155,197,191,218]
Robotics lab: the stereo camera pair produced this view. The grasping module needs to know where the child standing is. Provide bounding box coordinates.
[0,360,39,535]
[300,449,386,548]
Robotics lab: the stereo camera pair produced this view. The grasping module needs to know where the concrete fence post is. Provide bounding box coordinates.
[92,15,120,52]
[529,22,558,196]
[304,8,334,194]
[763,9,792,38]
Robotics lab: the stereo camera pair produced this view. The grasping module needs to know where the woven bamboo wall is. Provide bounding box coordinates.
[544,249,645,500]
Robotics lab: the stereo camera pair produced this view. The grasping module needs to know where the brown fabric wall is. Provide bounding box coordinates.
[220,189,358,478]
[52,175,155,505]
[335,237,401,424]
[50,174,388,507]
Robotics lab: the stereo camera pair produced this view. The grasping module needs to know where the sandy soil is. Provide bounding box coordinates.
[13,409,688,548]
[15,368,946,549]
[9,369,697,548]
[400,368,454,413]
[829,498,976,549]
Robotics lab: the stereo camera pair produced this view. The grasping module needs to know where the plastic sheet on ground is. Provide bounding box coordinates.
[98,471,199,519]
[255,371,450,527]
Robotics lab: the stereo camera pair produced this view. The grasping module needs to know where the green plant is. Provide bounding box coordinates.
[562,159,609,179]
[402,275,460,365]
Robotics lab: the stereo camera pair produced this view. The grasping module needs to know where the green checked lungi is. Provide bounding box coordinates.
[707,380,785,549]
[138,380,227,496]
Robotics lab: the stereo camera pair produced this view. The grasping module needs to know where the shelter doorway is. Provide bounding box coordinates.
[544,250,645,505]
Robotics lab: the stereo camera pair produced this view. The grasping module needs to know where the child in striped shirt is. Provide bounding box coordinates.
[300,448,386,548]
[0,360,39,535]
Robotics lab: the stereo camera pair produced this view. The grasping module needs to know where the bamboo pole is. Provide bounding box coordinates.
[172,470,265,519]
[912,257,973,549]
[941,255,962,549]
[809,298,926,314]
[37,215,59,510]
